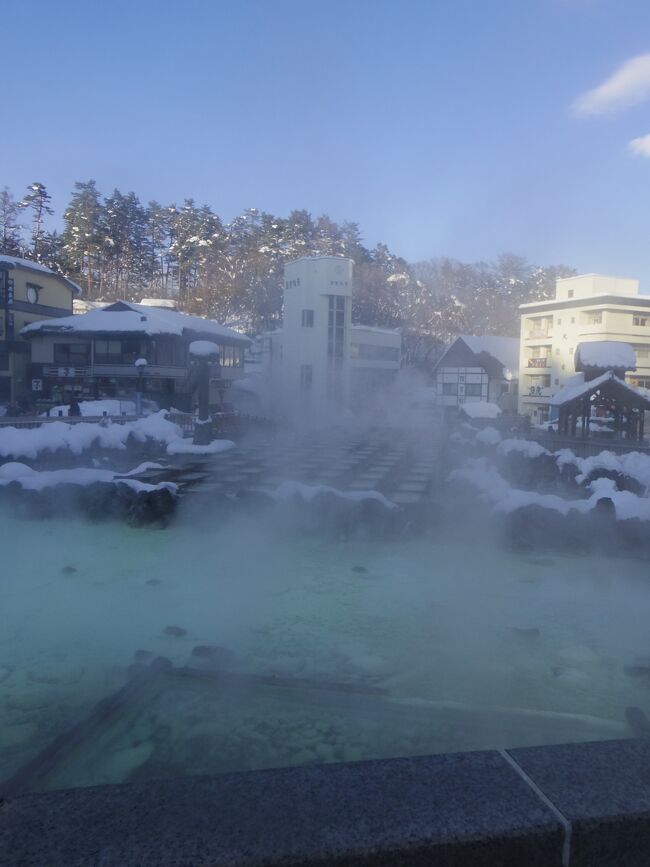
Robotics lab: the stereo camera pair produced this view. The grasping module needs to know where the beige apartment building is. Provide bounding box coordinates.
[518,274,650,422]
[0,256,79,405]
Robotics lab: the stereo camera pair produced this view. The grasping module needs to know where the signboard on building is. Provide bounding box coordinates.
[31,378,43,392]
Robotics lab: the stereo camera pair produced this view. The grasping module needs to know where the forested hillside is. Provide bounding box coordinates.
[1,181,574,363]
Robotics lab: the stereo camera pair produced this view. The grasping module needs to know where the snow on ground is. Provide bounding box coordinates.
[260,480,398,510]
[0,411,232,460]
[497,438,550,459]
[460,402,501,420]
[0,461,175,493]
[451,457,650,521]
[474,426,502,446]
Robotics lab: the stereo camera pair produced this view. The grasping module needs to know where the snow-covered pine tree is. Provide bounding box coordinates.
[19,182,54,260]
[62,180,103,299]
[0,187,23,256]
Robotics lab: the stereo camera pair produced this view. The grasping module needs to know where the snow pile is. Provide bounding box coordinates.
[572,450,650,492]
[189,340,220,358]
[0,461,175,494]
[260,480,398,510]
[576,341,636,371]
[474,427,502,446]
[0,411,200,459]
[450,458,650,520]
[497,438,550,459]
[460,402,501,420]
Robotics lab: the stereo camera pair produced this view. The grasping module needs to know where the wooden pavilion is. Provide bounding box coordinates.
[551,342,650,440]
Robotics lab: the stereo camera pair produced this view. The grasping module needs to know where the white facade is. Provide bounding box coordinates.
[432,336,519,412]
[518,273,650,421]
[262,257,400,419]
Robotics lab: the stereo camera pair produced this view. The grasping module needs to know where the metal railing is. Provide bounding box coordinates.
[0,414,140,429]
[527,358,551,368]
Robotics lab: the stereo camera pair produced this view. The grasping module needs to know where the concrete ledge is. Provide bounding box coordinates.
[0,751,562,867]
[509,738,650,867]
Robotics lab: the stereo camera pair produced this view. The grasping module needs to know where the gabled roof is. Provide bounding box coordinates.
[433,335,519,377]
[0,255,82,296]
[21,300,250,344]
[551,370,650,409]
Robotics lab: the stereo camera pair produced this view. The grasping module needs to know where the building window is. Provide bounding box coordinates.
[327,295,346,359]
[300,364,313,391]
[554,378,559,385]
[571,317,575,324]
[465,383,482,397]
[633,313,649,327]
[557,318,562,325]
[568,290,574,298]
[301,309,314,328]
[555,348,560,355]
[53,343,91,365]
[94,338,142,364]
[587,312,602,325]
[442,382,458,395]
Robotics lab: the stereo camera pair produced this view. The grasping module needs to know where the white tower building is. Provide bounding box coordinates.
[279,256,353,417]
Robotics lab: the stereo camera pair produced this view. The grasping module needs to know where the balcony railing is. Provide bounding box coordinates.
[527,358,551,368]
[526,329,552,339]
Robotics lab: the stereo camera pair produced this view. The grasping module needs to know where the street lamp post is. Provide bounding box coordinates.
[134,357,147,416]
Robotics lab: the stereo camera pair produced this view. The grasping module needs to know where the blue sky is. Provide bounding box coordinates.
[5,0,650,280]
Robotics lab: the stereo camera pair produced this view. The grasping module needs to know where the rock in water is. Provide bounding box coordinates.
[351,565,368,574]
[133,649,152,662]
[163,625,187,637]
[508,627,541,640]
[191,645,235,667]
[60,565,77,575]
[146,579,162,586]
[626,706,650,737]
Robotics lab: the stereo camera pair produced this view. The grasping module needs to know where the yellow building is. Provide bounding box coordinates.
[0,256,79,405]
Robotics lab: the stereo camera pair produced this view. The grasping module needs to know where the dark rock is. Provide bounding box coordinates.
[351,565,368,574]
[133,650,152,662]
[60,565,77,575]
[582,468,645,496]
[626,706,650,737]
[594,496,616,519]
[150,656,173,673]
[145,579,162,586]
[163,626,187,638]
[624,665,650,679]
[191,645,235,667]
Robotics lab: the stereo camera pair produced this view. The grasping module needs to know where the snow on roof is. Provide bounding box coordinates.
[139,298,178,309]
[351,325,401,336]
[459,401,502,419]
[459,335,520,373]
[550,370,650,407]
[575,341,636,371]
[0,255,82,295]
[21,301,250,344]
